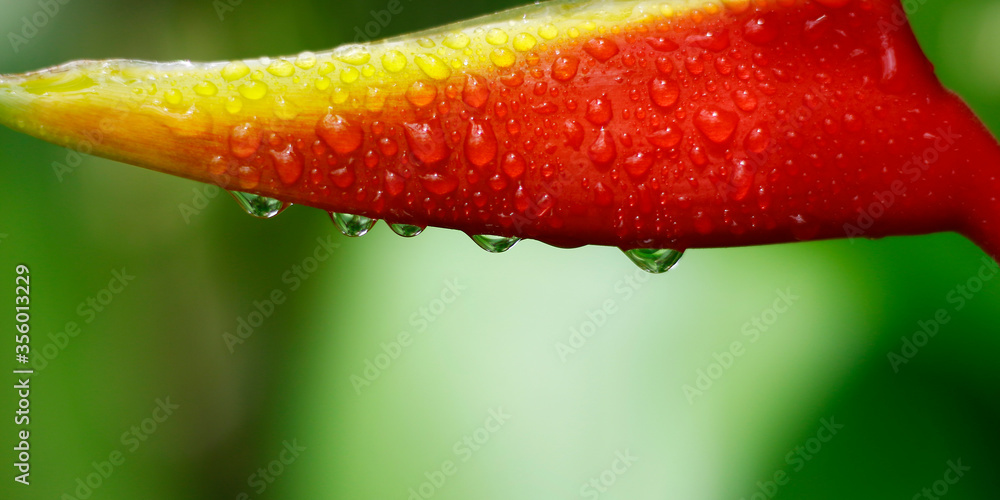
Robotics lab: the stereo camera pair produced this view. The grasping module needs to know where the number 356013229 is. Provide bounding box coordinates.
[16,265,30,345]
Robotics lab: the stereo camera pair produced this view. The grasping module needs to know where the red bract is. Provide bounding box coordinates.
[1,0,998,272]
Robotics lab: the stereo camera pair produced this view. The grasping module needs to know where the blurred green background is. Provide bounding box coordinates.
[1,0,999,498]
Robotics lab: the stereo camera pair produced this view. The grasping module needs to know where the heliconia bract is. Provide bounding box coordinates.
[2,0,999,273]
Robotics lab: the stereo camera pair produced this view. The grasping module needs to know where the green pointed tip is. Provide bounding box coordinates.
[622,248,684,274]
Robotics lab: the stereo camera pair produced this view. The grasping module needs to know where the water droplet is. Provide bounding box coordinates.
[685,56,705,76]
[337,47,372,65]
[694,106,739,143]
[588,129,617,166]
[381,50,408,73]
[688,30,730,52]
[403,120,450,165]
[443,32,471,49]
[193,81,218,96]
[486,28,509,45]
[230,123,262,159]
[501,152,526,179]
[538,24,558,40]
[406,80,438,107]
[462,74,490,108]
[270,143,303,185]
[420,172,459,195]
[465,118,498,167]
[317,113,364,154]
[330,212,375,237]
[165,89,183,106]
[648,125,683,148]
[489,48,517,68]
[585,97,613,125]
[222,61,251,81]
[238,81,268,100]
[745,126,770,153]
[563,119,585,149]
[389,223,425,237]
[731,89,758,111]
[230,191,288,218]
[622,248,683,274]
[583,37,619,62]
[624,152,654,178]
[414,54,451,80]
[295,51,317,69]
[513,33,537,52]
[878,32,904,94]
[744,15,778,45]
[339,67,360,83]
[267,60,295,77]
[551,56,580,82]
[649,78,680,108]
[470,234,520,253]
[645,36,679,51]
[730,159,754,201]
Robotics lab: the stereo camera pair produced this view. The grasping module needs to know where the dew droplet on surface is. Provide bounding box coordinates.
[270,143,303,185]
[230,191,288,218]
[193,81,218,96]
[649,78,680,108]
[414,54,452,80]
[648,126,683,148]
[538,24,558,40]
[583,37,620,62]
[420,172,459,195]
[744,16,778,45]
[623,152,654,178]
[230,123,262,159]
[646,36,679,52]
[470,234,521,253]
[513,33,537,52]
[551,56,580,82]
[403,120,450,165]
[222,61,251,81]
[237,81,268,100]
[585,97,613,125]
[489,48,517,68]
[381,50,408,73]
[731,89,758,112]
[486,28,509,45]
[744,125,770,153]
[317,113,364,154]
[462,74,490,108]
[295,51,317,69]
[266,60,295,77]
[443,32,471,49]
[621,248,683,274]
[588,129,617,166]
[694,106,739,143]
[501,152,527,179]
[389,223,425,237]
[330,212,376,237]
[465,118,498,167]
[406,80,438,107]
[337,47,372,65]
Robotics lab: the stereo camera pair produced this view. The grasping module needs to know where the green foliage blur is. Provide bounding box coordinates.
[1,0,999,498]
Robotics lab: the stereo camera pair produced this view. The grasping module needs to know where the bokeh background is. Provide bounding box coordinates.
[1,0,999,498]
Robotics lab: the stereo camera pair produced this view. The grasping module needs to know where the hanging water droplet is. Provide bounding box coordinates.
[470,234,521,253]
[621,248,684,274]
[389,223,425,237]
[330,212,376,237]
[229,191,289,218]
